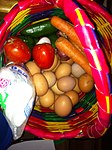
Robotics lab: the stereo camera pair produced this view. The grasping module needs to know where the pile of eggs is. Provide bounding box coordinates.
[25,38,94,117]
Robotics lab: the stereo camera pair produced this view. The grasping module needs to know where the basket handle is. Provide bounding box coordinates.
[77,0,112,25]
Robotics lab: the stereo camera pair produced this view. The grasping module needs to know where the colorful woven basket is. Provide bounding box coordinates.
[0,0,112,140]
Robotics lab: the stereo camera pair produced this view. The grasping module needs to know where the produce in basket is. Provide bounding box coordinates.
[55,36,92,76]
[3,36,31,63]
[32,43,55,69]
[50,16,83,51]
[0,0,111,141]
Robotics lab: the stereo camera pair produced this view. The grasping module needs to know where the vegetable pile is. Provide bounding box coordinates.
[3,14,94,117]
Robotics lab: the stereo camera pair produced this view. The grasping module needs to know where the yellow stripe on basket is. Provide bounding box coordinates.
[75,8,85,26]
[32,18,49,25]
[91,14,111,37]
[8,8,31,31]
[91,15,111,63]
[96,15,112,37]
[90,46,102,71]
[106,96,110,113]
[46,122,71,132]
[89,103,98,113]
[101,128,108,136]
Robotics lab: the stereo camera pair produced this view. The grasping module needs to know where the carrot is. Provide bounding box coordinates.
[69,38,86,56]
[50,16,83,51]
[55,37,92,76]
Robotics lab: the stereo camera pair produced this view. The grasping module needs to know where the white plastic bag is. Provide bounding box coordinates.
[0,64,35,140]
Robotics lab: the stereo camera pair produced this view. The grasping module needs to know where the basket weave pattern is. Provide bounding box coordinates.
[0,0,112,140]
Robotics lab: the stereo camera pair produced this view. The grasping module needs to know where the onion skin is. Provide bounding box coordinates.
[57,50,70,61]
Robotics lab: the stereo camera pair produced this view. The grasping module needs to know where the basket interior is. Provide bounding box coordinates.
[0,0,112,140]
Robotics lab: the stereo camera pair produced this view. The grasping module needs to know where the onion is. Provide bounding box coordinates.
[57,50,70,61]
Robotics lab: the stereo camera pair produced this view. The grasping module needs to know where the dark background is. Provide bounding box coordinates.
[17,125,112,150]
[55,125,112,150]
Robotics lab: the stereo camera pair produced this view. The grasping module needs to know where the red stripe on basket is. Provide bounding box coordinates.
[30,5,54,14]
[25,124,82,139]
[28,116,47,126]
[82,110,111,138]
[0,7,19,42]
[18,0,55,11]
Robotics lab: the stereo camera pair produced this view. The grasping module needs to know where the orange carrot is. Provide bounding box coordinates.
[50,16,83,51]
[69,38,86,56]
[55,37,92,76]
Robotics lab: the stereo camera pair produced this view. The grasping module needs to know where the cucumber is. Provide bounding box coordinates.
[47,33,58,48]
[21,19,57,37]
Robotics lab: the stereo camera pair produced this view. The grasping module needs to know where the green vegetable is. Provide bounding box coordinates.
[21,19,57,37]
[47,33,58,48]
[18,35,37,50]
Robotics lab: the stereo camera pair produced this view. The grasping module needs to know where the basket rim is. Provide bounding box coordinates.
[0,0,112,139]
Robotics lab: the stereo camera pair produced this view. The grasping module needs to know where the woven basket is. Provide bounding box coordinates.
[0,0,112,140]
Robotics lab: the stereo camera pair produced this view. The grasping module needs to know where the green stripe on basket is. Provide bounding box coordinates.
[10,15,31,36]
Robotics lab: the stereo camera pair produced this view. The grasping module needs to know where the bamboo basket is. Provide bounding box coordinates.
[0,0,112,140]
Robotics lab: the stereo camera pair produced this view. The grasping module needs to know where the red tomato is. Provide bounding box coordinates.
[32,43,55,69]
[4,36,31,63]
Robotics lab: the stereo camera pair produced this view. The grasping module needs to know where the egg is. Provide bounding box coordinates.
[73,77,81,93]
[51,81,64,95]
[39,89,55,108]
[57,76,76,92]
[44,54,59,71]
[65,90,79,106]
[25,61,40,75]
[33,73,48,96]
[43,71,56,87]
[49,94,59,110]
[72,63,85,78]
[52,58,61,72]
[55,63,72,79]
[54,95,72,117]
[78,73,94,93]
[49,104,55,110]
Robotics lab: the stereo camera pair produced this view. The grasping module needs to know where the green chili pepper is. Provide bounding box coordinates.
[21,19,58,37]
